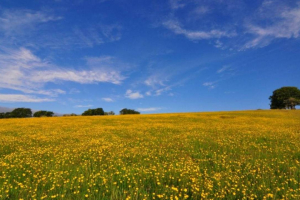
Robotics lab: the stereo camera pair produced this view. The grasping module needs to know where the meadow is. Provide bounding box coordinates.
[0,110,300,200]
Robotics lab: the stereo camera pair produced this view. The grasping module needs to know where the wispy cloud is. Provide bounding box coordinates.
[69,88,80,94]
[0,47,127,96]
[68,98,92,103]
[30,68,124,84]
[143,64,208,97]
[217,66,231,74]
[169,0,185,10]
[163,19,236,40]
[137,107,162,112]
[0,8,123,50]
[163,0,300,49]
[125,90,144,99]
[73,28,104,48]
[102,98,114,102]
[85,55,132,71]
[70,24,122,48]
[192,6,210,15]
[154,87,171,96]
[144,76,165,87]
[74,105,93,108]
[0,9,62,36]
[203,82,216,89]
[0,94,54,103]
[214,40,227,50]
[243,2,300,49]
[101,24,122,42]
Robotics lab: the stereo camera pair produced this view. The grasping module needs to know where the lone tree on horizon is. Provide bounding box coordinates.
[269,87,300,109]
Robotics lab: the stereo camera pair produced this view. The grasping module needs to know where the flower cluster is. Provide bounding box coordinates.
[0,110,300,199]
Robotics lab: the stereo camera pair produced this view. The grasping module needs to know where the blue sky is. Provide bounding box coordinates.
[0,0,300,114]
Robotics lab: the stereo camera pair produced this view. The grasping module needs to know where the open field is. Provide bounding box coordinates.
[0,110,300,199]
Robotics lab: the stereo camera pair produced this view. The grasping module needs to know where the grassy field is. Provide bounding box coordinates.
[0,110,300,200]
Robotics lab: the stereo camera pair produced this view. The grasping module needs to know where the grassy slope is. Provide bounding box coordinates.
[0,110,300,199]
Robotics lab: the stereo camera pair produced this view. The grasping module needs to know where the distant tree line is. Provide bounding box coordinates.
[33,111,54,117]
[2,86,299,119]
[0,107,141,119]
[0,108,54,119]
[80,108,139,116]
[63,113,78,117]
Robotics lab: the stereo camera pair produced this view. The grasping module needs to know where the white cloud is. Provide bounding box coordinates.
[102,98,114,102]
[0,47,126,96]
[0,94,54,103]
[74,105,93,108]
[244,4,300,49]
[145,91,152,96]
[125,90,144,99]
[33,89,66,96]
[29,69,124,84]
[137,107,162,112]
[163,19,236,40]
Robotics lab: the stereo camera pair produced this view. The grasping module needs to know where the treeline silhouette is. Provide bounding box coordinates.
[80,108,140,116]
[0,108,54,119]
[0,107,140,119]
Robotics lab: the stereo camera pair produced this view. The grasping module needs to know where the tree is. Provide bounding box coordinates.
[104,111,115,115]
[94,108,104,115]
[63,113,77,116]
[4,112,11,118]
[82,109,92,116]
[10,108,32,118]
[82,108,104,116]
[34,110,54,117]
[269,87,300,109]
[119,108,140,115]
[0,108,32,119]
[108,111,115,115]
[283,97,300,110]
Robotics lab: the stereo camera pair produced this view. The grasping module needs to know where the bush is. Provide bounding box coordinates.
[82,108,104,116]
[63,113,78,117]
[34,111,54,117]
[119,108,140,115]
